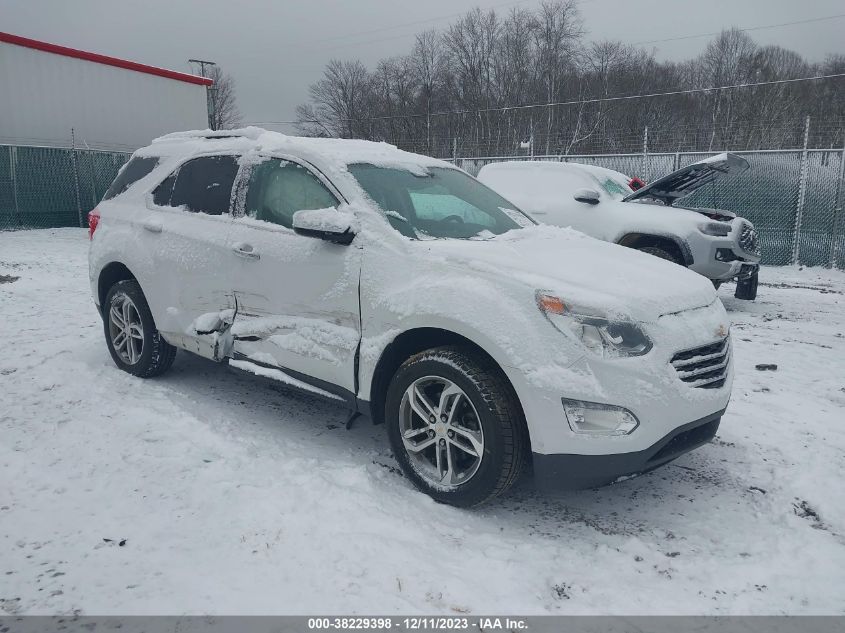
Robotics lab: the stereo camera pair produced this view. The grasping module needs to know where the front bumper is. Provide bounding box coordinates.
[532,408,724,490]
[688,219,761,281]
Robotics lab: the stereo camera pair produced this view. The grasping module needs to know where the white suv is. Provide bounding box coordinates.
[89,128,733,507]
[477,155,762,300]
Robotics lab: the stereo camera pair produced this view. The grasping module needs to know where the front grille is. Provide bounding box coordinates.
[670,338,730,389]
[648,418,720,464]
[738,222,760,256]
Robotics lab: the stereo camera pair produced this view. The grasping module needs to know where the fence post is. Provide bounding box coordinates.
[89,152,98,208]
[641,126,649,181]
[829,140,845,269]
[673,152,680,172]
[71,128,84,228]
[791,115,811,265]
[9,146,21,227]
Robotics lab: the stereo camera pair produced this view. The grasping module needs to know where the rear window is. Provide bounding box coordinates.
[102,156,159,200]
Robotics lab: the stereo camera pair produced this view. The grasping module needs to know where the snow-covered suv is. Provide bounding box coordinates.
[477,154,762,300]
[89,128,733,506]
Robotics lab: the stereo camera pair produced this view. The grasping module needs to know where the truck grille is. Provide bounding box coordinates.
[670,338,730,389]
[739,222,760,256]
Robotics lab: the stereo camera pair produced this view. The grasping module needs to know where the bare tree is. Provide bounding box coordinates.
[412,30,447,152]
[207,66,241,130]
[296,59,371,138]
[293,2,844,155]
[531,0,583,153]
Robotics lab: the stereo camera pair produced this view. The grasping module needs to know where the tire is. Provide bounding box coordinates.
[385,346,527,507]
[637,245,682,265]
[735,270,758,300]
[103,279,177,378]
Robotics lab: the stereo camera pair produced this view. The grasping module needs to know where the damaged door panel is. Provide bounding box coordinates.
[224,154,363,394]
[143,153,240,337]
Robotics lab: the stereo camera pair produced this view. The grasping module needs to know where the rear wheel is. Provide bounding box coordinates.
[735,270,758,300]
[637,245,682,265]
[103,280,176,377]
[385,346,527,507]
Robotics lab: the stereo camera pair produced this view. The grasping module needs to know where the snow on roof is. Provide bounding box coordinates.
[0,31,212,86]
[479,159,631,181]
[142,127,457,177]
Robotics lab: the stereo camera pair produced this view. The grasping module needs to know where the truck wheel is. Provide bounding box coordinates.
[637,246,682,265]
[735,270,758,300]
[385,346,527,507]
[103,280,177,377]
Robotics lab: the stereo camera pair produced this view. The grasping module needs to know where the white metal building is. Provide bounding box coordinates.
[0,32,211,151]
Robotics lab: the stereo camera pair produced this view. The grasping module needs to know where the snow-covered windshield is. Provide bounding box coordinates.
[348,164,534,239]
[592,175,633,201]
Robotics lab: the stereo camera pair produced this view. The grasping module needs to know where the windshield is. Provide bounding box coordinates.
[348,164,534,239]
[591,174,633,201]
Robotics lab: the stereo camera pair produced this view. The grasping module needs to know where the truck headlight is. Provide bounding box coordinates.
[562,398,639,436]
[698,222,732,236]
[536,292,652,358]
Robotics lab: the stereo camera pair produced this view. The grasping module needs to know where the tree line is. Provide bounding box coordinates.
[295,0,845,157]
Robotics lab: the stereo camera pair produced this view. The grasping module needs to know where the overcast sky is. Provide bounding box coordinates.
[4,0,844,131]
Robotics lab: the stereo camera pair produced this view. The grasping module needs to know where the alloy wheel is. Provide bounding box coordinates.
[108,294,144,365]
[398,376,484,488]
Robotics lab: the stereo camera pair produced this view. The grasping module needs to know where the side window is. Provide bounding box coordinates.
[103,156,159,200]
[152,172,177,206]
[245,159,338,228]
[153,155,239,214]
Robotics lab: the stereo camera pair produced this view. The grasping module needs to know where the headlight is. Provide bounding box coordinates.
[562,398,639,436]
[536,291,652,358]
[698,222,732,236]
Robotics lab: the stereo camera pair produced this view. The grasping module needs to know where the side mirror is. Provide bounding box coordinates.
[292,208,356,245]
[573,188,600,205]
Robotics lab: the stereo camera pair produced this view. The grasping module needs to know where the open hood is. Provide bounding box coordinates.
[623,152,749,206]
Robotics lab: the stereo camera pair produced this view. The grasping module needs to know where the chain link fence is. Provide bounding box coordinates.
[2,142,844,269]
[454,148,845,269]
[0,145,130,230]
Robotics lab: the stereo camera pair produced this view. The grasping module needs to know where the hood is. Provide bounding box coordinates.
[421,225,717,324]
[624,152,749,206]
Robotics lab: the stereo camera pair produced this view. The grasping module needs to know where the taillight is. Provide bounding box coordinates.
[88,209,100,240]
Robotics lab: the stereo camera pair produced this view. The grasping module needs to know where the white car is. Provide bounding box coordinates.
[89,128,733,506]
[477,155,762,299]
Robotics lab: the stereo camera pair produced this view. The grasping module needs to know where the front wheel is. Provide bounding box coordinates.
[385,347,528,507]
[103,280,177,377]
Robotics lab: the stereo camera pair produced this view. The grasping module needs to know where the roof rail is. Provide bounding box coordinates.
[153,127,265,144]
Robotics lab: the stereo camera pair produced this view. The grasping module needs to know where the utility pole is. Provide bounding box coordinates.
[189,58,217,130]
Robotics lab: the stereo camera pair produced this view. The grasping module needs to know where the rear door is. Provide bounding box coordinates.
[142,154,239,340]
[225,155,362,395]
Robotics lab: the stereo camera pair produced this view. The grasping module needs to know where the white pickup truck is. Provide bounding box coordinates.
[477,153,761,300]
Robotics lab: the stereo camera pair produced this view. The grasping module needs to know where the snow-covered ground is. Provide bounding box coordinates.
[1,228,844,615]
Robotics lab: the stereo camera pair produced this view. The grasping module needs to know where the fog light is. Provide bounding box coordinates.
[561,398,639,436]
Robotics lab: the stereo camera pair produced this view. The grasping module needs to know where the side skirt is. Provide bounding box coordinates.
[228,352,372,417]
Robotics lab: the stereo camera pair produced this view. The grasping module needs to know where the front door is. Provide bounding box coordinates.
[225,156,362,396]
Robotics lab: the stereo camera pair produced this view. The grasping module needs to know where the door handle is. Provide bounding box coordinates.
[232,242,260,260]
[143,219,163,233]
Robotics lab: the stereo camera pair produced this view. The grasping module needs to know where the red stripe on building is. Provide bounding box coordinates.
[0,31,213,86]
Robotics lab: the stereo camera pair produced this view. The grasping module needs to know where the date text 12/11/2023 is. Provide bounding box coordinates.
[307,617,529,630]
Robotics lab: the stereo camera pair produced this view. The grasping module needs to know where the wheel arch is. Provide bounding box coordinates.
[365,327,526,436]
[617,232,693,266]
[97,262,138,312]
